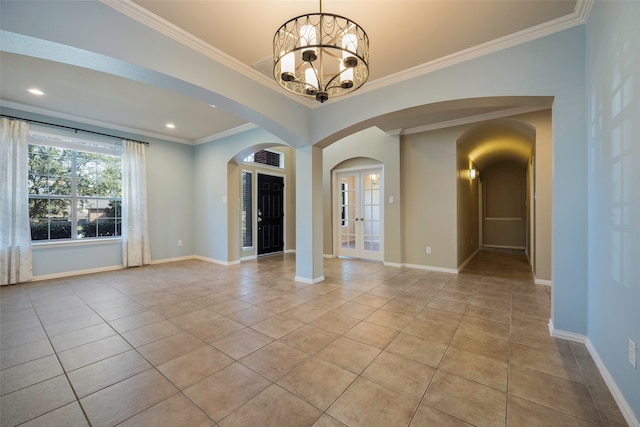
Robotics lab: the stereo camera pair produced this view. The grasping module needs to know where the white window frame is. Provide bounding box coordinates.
[28,130,123,245]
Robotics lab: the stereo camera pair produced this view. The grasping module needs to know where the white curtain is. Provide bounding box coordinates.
[122,139,151,267]
[0,118,33,285]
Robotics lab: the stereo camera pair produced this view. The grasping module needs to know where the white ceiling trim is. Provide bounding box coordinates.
[100,0,306,103]
[356,0,594,97]
[0,100,194,145]
[194,123,258,145]
[397,106,550,136]
[103,0,593,110]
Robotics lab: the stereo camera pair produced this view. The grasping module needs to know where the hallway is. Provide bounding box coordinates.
[0,249,627,426]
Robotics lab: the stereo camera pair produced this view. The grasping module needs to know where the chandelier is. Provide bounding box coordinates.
[273,1,369,103]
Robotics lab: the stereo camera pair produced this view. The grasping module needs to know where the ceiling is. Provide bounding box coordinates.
[1,0,581,160]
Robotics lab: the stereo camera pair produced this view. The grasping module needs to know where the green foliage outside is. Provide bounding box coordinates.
[28,145,122,240]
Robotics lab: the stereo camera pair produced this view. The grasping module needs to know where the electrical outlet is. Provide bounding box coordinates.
[629,339,637,369]
[426,246,432,254]
[178,240,183,247]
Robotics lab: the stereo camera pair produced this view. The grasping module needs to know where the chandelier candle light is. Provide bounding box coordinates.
[273,0,369,103]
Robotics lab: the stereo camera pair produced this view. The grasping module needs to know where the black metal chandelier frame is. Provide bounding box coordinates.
[273,11,369,103]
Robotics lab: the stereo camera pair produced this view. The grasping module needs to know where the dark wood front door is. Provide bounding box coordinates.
[257,174,284,255]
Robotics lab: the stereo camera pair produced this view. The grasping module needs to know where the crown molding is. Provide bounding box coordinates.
[106,0,592,110]
[349,0,594,98]
[195,123,258,145]
[100,0,309,108]
[398,106,548,136]
[0,100,193,145]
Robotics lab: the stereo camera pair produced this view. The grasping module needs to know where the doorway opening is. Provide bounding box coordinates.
[334,167,383,261]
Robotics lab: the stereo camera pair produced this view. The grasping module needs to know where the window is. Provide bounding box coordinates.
[243,149,284,168]
[241,170,253,247]
[28,136,122,241]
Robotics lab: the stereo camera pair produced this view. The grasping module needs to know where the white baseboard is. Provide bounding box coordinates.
[323,253,336,258]
[32,264,125,281]
[294,275,325,284]
[239,254,257,262]
[403,263,458,274]
[548,319,587,343]
[585,339,640,427]
[457,248,480,272]
[193,255,240,266]
[149,255,196,265]
[534,277,553,286]
[549,319,639,427]
[383,261,403,268]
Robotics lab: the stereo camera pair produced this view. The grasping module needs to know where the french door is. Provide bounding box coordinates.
[336,168,383,261]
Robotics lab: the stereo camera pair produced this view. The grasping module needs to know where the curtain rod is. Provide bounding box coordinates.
[1,114,150,146]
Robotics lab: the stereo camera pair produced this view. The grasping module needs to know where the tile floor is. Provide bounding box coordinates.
[0,249,628,426]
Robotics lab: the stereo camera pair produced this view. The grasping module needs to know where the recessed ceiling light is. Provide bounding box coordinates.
[165,123,175,129]
[28,88,44,96]
[209,104,216,108]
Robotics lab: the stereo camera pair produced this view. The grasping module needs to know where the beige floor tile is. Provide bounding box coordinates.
[158,345,234,389]
[410,404,473,426]
[220,384,321,427]
[386,332,448,367]
[184,362,271,422]
[331,302,377,320]
[508,364,601,422]
[168,308,221,329]
[108,310,165,333]
[58,335,132,372]
[427,298,469,314]
[449,328,510,362]
[327,377,418,427]
[282,303,330,322]
[95,303,148,322]
[381,300,423,316]
[0,316,41,335]
[80,369,178,427]
[121,320,182,347]
[67,350,151,398]
[18,402,89,427]
[510,341,584,383]
[506,394,595,427]
[424,371,506,427]
[0,325,47,350]
[226,306,276,326]
[317,337,381,374]
[362,351,435,400]
[49,323,117,352]
[351,293,390,308]
[439,347,508,391]
[0,339,54,370]
[364,309,413,330]
[0,354,63,396]
[240,341,308,381]
[212,328,273,359]
[344,321,398,349]
[312,311,361,335]
[457,316,510,340]
[208,299,254,316]
[403,318,458,345]
[187,317,246,343]
[43,312,105,337]
[154,300,203,318]
[280,325,339,354]
[278,357,357,410]
[250,314,305,339]
[0,375,76,427]
[416,307,463,325]
[137,331,206,365]
[312,414,349,426]
[463,304,510,324]
[118,394,213,427]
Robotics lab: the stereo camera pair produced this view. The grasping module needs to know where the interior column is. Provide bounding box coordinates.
[295,145,324,283]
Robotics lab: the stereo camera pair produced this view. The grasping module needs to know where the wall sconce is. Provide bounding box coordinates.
[469,168,478,180]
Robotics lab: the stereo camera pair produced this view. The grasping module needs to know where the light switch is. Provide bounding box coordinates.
[388,196,394,204]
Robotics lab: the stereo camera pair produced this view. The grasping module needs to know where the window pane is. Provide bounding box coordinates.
[29,141,122,242]
[29,198,72,240]
[242,171,253,247]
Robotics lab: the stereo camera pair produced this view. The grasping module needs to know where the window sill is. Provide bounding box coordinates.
[32,238,121,249]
